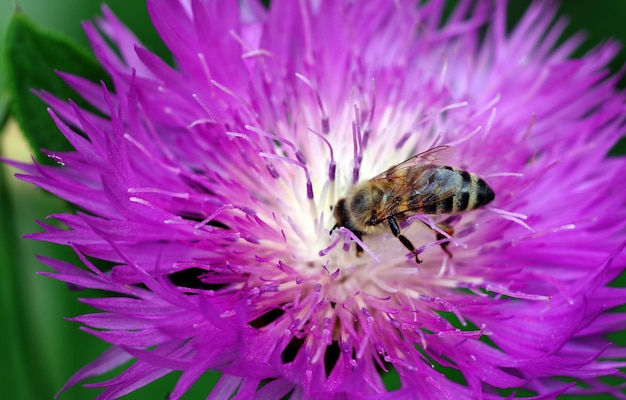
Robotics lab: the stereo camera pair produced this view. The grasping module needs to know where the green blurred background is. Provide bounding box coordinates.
[1,1,625,399]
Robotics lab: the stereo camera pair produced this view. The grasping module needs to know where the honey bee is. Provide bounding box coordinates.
[332,146,495,262]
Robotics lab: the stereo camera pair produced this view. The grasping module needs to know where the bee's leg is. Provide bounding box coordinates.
[331,215,366,257]
[436,232,453,258]
[435,223,454,258]
[353,230,365,256]
[388,217,421,263]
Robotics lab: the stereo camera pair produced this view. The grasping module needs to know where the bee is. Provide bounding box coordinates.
[332,146,495,262]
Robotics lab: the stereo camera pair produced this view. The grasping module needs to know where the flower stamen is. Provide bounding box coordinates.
[486,206,536,233]
[259,152,314,199]
[307,127,336,181]
[295,72,330,134]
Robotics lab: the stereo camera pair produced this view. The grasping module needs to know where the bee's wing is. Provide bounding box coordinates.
[371,146,452,181]
[404,171,458,208]
[372,146,458,219]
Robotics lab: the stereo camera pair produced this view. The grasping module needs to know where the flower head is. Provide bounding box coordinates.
[7,0,626,398]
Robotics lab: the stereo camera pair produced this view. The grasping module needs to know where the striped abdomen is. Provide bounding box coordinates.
[410,166,495,215]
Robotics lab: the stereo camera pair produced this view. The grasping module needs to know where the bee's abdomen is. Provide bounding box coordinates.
[452,169,494,212]
[422,167,494,214]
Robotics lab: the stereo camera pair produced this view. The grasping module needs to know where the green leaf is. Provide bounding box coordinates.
[0,56,9,131]
[0,1,11,131]
[0,151,36,400]
[4,11,108,165]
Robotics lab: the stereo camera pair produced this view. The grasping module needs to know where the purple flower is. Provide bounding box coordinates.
[6,0,626,398]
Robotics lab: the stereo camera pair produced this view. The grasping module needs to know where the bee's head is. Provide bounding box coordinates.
[349,184,384,228]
